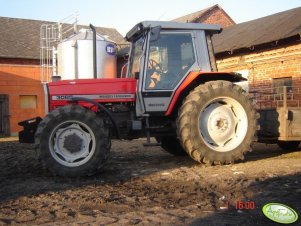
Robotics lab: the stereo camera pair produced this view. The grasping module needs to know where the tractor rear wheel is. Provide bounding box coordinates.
[35,105,110,177]
[157,136,187,156]
[177,81,258,164]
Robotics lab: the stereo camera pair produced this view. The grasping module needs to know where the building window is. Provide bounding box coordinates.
[19,95,37,109]
[272,77,292,94]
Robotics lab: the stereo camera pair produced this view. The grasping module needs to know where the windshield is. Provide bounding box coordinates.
[127,36,145,78]
[145,33,195,90]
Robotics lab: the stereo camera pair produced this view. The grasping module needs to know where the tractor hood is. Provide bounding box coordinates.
[47,78,137,110]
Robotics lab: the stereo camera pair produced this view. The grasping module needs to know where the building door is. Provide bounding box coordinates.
[0,95,9,136]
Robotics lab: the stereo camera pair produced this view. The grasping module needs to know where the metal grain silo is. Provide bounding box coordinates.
[57,28,117,80]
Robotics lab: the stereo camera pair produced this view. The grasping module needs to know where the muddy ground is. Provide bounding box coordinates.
[0,137,300,225]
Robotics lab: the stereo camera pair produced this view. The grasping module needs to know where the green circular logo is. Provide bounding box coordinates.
[262,203,298,224]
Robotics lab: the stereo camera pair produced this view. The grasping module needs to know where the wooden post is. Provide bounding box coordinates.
[283,86,288,139]
[283,86,287,109]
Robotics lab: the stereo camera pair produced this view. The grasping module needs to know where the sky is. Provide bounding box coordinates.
[0,0,300,36]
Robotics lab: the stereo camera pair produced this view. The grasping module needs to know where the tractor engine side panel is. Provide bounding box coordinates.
[47,78,137,110]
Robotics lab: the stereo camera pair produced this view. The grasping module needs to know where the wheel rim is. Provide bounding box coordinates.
[49,120,96,167]
[199,97,248,152]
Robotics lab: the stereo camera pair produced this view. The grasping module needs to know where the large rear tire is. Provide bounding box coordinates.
[177,81,258,164]
[157,136,187,156]
[35,105,110,177]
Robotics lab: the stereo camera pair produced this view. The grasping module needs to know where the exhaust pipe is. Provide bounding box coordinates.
[89,24,97,79]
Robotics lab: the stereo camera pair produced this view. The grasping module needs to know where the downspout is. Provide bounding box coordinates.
[89,24,97,79]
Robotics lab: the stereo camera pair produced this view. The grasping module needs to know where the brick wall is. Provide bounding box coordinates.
[0,60,45,135]
[195,7,235,28]
[216,42,301,91]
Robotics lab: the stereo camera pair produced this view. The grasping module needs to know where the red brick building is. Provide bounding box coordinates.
[173,5,301,93]
[0,17,124,136]
[213,7,301,92]
[172,4,235,28]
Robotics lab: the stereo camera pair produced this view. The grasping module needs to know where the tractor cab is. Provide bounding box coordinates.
[125,21,222,115]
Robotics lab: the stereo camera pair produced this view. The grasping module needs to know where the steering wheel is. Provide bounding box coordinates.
[148,59,163,73]
[147,59,163,88]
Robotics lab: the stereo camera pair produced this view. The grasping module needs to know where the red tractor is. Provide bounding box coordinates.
[20,21,258,177]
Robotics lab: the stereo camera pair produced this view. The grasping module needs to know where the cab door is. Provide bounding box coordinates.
[140,31,197,114]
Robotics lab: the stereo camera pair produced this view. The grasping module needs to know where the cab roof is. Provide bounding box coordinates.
[126,21,222,41]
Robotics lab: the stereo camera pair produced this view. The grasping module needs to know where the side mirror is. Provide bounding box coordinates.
[149,26,161,42]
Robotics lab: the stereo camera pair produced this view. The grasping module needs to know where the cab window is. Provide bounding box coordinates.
[128,36,144,78]
[145,33,195,90]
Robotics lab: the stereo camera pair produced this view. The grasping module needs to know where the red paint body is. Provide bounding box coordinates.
[48,78,137,111]
[48,72,240,114]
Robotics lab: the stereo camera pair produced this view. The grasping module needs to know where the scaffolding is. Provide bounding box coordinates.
[40,12,79,83]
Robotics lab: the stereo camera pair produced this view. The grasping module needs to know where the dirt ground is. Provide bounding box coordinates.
[0,137,300,225]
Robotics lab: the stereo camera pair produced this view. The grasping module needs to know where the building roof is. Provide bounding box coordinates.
[0,16,125,60]
[172,4,235,24]
[213,6,301,54]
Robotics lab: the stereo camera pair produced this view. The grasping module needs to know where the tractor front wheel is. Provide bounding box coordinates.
[35,105,110,177]
[177,81,258,164]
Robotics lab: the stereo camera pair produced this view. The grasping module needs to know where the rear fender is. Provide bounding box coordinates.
[165,71,246,116]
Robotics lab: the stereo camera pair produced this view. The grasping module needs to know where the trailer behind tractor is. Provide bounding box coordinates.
[19,21,301,177]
